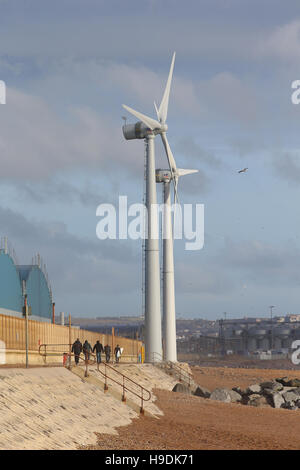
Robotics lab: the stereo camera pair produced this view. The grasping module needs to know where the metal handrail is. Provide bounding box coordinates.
[91,353,151,414]
[39,345,151,413]
[39,343,71,357]
[39,344,139,363]
[116,354,139,362]
[167,361,193,387]
[39,344,97,371]
[150,351,193,387]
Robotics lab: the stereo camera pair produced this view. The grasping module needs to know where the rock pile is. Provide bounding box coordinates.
[209,377,300,410]
[173,377,300,410]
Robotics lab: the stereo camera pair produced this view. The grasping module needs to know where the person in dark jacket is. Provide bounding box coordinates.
[71,338,82,365]
[104,344,111,363]
[93,340,104,364]
[83,340,92,361]
[114,344,121,363]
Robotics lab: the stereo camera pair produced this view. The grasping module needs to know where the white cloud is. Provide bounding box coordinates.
[258,20,300,63]
[0,87,142,180]
[197,71,259,124]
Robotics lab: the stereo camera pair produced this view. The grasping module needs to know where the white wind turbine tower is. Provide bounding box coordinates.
[122,52,198,363]
[121,55,174,362]
[156,167,198,362]
[153,53,198,362]
[122,53,179,362]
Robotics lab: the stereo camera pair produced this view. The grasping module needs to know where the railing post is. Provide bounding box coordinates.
[104,363,108,391]
[140,388,144,415]
[24,295,29,369]
[122,376,126,402]
[85,356,89,377]
[111,327,114,364]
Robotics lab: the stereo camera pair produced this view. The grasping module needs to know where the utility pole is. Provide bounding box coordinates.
[219,319,225,356]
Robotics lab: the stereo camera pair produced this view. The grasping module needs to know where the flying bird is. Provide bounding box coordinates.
[238,168,248,173]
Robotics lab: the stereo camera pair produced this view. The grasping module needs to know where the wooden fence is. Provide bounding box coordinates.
[0,313,142,358]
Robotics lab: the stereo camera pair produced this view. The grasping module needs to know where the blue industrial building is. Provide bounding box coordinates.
[0,238,52,322]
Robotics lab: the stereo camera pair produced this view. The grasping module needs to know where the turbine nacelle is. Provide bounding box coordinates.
[156,169,172,183]
[122,121,150,140]
[122,120,168,141]
[156,168,198,195]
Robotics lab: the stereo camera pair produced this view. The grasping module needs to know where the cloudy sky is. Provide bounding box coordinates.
[1,0,300,319]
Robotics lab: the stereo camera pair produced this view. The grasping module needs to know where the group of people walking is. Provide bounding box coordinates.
[71,338,122,365]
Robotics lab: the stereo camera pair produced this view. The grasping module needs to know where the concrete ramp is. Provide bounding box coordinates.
[0,364,179,450]
[0,367,137,450]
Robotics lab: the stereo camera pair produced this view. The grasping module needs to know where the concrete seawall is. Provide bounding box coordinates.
[0,364,178,450]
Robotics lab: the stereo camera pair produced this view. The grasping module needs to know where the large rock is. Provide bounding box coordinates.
[227,389,243,402]
[193,385,211,399]
[286,379,300,388]
[280,386,298,394]
[172,383,191,394]
[247,394,269,407]
[263,388,282,398]
[269,392,285,409]
[275,377,290,386]
[232,386,247,396]
[260,381,283,392]
[282,390,299,404]
[281,402,298,410]
[276,377,300,387]
[246,384,262,395]
[210,388,242,403]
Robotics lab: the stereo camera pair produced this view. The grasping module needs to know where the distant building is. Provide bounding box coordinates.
[275,317,285,323]
[0,238,52,322]
[285,314,300,322]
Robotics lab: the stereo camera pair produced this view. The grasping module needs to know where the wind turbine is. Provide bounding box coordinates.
[156,167,198,362]
[122,54,177,362]
[122,52,198,364]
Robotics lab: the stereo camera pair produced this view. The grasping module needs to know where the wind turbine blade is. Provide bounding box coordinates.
[154,101,159,119]
[174,169,198,206]
[122,104,161,131]
[160,132,179,207]
[177,169,198,177]
[174,170,198,206]
[173,175,179,204]
[160,132,177,173]
[158,52,176,124]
